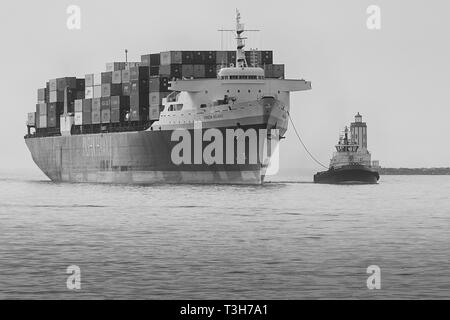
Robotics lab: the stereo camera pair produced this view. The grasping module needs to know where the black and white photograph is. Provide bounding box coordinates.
[1,0,449,307]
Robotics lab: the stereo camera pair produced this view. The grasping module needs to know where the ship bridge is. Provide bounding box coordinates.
[218,67,265,80]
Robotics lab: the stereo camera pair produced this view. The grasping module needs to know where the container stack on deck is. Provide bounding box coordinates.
[78,62,142,133]
[29,50,284,136]
[32,77,85,135]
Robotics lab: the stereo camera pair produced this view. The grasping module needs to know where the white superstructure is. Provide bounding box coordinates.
[151,10,311,134]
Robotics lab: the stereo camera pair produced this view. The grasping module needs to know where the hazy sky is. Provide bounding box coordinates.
[1,0,449,176]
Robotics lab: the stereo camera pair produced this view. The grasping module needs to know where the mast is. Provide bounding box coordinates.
[236,9,248,68]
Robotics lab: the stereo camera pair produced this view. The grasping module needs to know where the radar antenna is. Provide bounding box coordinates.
[218,10,260,68]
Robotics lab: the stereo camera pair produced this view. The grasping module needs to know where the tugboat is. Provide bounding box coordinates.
[314,113,380,184]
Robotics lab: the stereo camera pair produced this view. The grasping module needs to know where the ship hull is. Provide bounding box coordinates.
[314,165,380,185]
[25,124,274,185]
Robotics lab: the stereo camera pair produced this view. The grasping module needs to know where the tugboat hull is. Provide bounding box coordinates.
[314,165,380,184]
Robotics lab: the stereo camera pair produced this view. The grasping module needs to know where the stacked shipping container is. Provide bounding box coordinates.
[77,62,135,127]
[35,77,84,131]
[32,50,284,134]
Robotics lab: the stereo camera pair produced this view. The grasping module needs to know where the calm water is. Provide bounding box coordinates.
[0,170,449,300]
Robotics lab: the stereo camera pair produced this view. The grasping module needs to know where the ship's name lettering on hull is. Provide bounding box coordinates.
[82,136,111,157]
[203,114,224,120]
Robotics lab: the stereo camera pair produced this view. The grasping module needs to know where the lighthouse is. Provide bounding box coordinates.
[350,112,367,150]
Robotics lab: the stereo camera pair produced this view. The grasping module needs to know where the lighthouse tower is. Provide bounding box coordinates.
[350,112,367,150]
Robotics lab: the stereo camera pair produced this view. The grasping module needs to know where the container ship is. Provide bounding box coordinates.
[314,113,380,184]
[25,11,312,185]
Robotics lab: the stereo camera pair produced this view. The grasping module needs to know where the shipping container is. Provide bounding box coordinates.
[82,99,92,113]
[27,112,36,126]
[93,85,102,98]
[47,102,63,128]
[93,73,102,86]
[260,50,273,65]
[37,88,47,103]
[216,51,229,65]
[193,64,206,78]
[110,96,130,110]
[85,87,94,99]
[112,71,122,84]
[36,103,47,116]
[130,66,149,80]
[159,64,182,79]
[244,50,262,67]
[110,108,120,123]
[149,104,161,121]
[149,92,170,107]
[272,64,285,78]
[38,115,47,128]
[101,97,111,110]
[101,108,111,124]
[193,51,205,64]
[149,76,170,92]
[47,102,64,117]
[47,113,60,128]
[85,74,94,87]
[121,69,131,83]
[122,83,131,96]
[150,66,160,76]
[76,78,85,91]
[105,62,126,72]
[92,98,101,113]
[181,64,194,78]
[91,110,101,124]
[141,54,151,66]
[205,64,217,78]
[74,112,83,126]
[57,77,77,91]
[82,111,92,125]
[76,90,85,100]
[160,51,182,66]
[101,83,122,97]
[129,106,148,122]
[101,97,111,124]
[227,51,237,66]
[101,72,113,84]
[150,54,160,66]
[125,62,139,69]
[204,51,216,64]
[74,99,83,113]
[264,64,285,78]
[181,51,194,64]
[49,79,58,92]
[130,93,149,111]
[49,90,64,103]
[130,79,149,94]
